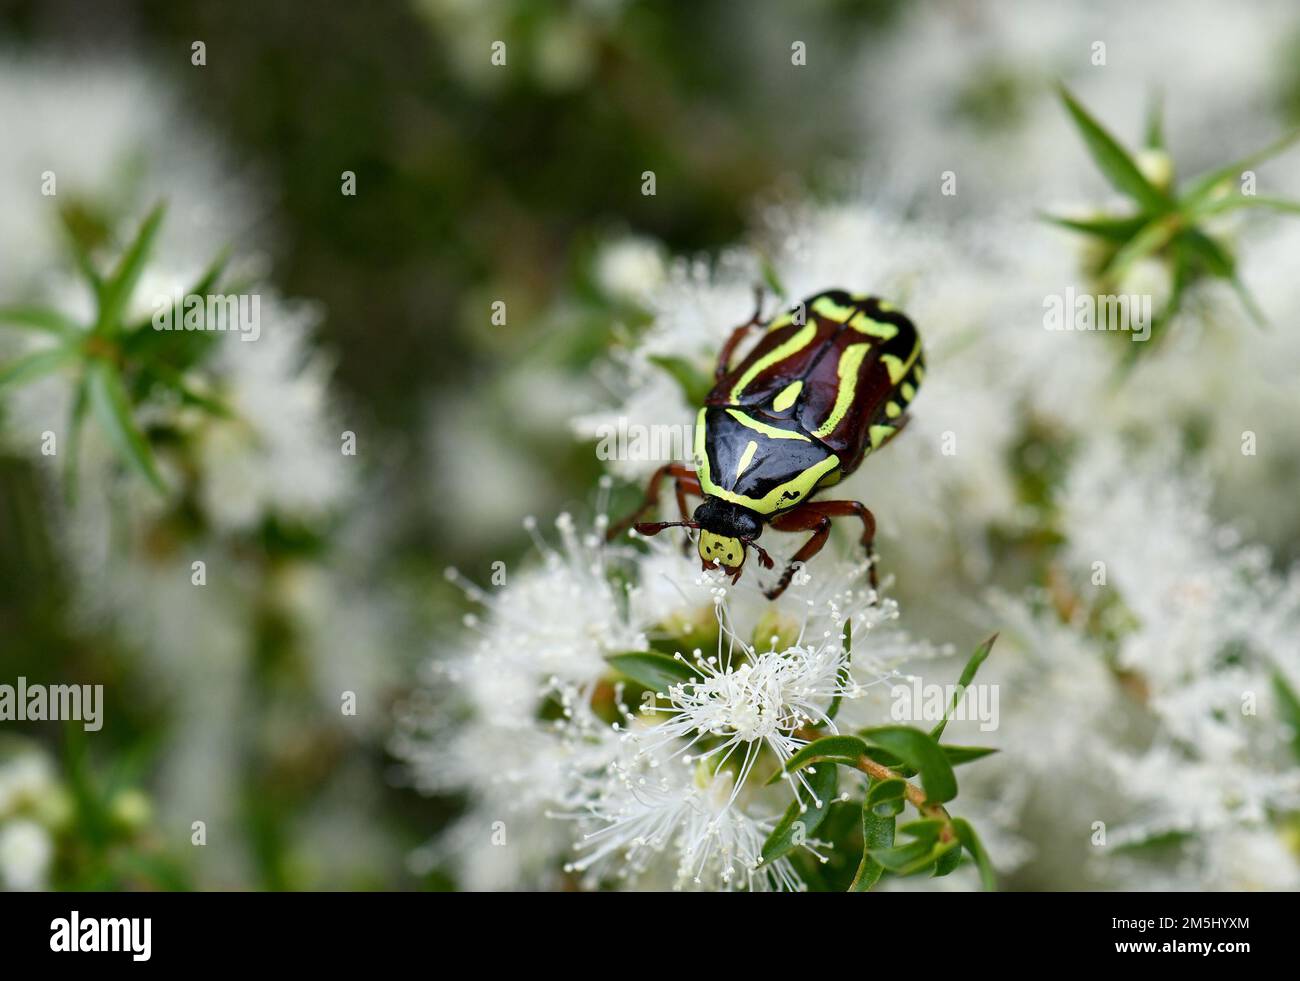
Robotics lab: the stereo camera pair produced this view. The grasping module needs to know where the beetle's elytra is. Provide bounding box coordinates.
[609,288,924,600]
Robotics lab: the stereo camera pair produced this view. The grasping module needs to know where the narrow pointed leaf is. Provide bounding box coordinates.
[1192,194,1300,219]
[1057,85,1170,212]
[0,345,78,389]
[760,761,837,866]
[1273,673,1300,763]
[894,838,960,877]
[605,651,700,692]
[1100,214,1182,284]
[930,634,997,741]
[849,805,894,892]
[64,374,91,503]
[0,305,80,337]
[1181,127,1300,210]
[96,203,166,336]
[87,361,167,493]
[783,734,870,775]
[1038,212,1148,243]
[952,817,997,891]
[942,745,999,766]
[861,726,957,802]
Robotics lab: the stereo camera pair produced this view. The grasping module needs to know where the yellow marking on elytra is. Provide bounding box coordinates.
[913,364,925,383]
[870,424,896,449]
[725,408,811,441]
[885,401,902,419]
[901,381,916,401]
[730,322,817,401]
[700,453,841,515]
[772,380,803,412]
[849,312,898,339]
[877,300,895,312]
[880,336,922,384]
[813,342,871,439]
[812,295,858,322]
[735,439,759,479]
[766,311,794,332]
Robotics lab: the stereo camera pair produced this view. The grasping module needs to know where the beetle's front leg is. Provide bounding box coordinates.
[605,462,701,543]
[764,499,878,600]
[714,286,766,382]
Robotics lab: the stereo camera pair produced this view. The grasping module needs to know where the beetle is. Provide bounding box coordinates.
[607,288,924,600]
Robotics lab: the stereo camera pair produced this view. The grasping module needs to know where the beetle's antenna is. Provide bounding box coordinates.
[633,520,699,537]
[743,538,775,569]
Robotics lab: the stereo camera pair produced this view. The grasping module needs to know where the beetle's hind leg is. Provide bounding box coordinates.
[763,499,878,602]
[605,462,702,546]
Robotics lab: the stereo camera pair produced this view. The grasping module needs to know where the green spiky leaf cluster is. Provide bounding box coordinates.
[0,203,237,498]
[1044,85,1300,350]
[761,633,1001,891]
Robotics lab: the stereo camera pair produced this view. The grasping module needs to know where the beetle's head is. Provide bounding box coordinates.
[693,498,771,581]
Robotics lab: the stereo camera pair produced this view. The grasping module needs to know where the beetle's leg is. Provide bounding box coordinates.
[714,286,766,382]
[764,500,878,601]
[764,504,834,600]
[605,462,700,543]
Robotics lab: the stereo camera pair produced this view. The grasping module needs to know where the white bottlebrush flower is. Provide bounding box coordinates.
[639,633,871,797]
[0,819,53,892]
[401,505,946,890]
[853,0,1298,208]
[592,234,667,305]
[0,55,259,299]
[564,732,802,892]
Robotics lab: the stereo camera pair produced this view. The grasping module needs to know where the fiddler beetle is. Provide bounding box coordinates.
[608,288,923,600]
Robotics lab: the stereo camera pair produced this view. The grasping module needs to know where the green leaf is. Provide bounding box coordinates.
[64,374,91,504]
[605,651,700,692]
[0,305,80,337]
[952,817,997,891]
[1038,212,1148,243]
[1144,87,1165,150]
[865,839,934,871]
[759,257,786,299]
[0,345,78,389]
[893,838,960,877]
[781,734,870,778]
[1101,214,1182,284]
[942,745,999,766]
[86,361,167,493]
[861,726,957,803]
[865,777,906,817]
[1057,84,1170,213]
[848,805,894,892]
[761,760,838,866]
[1192,194,1300,219]
[96,203,166,336]
[933,843,963,877]
[1179,228,1235,277]
[897,818,946,841]
[647,353,714,407]
[1181,127,1300,211]
[930,633,997,741]
[1273,673,1300,763]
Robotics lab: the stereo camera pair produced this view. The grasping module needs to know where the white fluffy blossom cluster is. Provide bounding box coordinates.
[395,507,939,890]
[0,55,399,887]
[546,1,1300,891]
